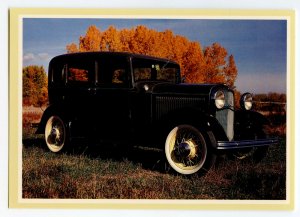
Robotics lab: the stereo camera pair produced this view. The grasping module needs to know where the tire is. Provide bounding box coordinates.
[232,128,269,163]
[165,124,215,175]
[45,115,69,153]
[232,146,269,163]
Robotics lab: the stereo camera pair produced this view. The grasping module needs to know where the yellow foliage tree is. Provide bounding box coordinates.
[66,25,237,86]
[79,25,102,52]
[23,65,48,106]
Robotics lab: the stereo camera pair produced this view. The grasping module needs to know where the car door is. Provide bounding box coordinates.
[92,54,132,139]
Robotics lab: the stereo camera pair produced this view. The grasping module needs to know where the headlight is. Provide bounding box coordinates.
[214,90,225,109]
[240,93,253,110]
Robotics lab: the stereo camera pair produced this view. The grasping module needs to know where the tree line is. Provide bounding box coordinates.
[24,24,240,107]
[66,25,238,87]
[23,65,48,107]
[253,93,286,114]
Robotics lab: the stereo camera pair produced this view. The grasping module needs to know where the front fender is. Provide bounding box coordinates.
[235,109,270,126]
[234,109,270,140]
[156,107,228,143]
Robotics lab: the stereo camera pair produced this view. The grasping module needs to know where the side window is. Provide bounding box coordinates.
[133,68,151,81]
[68,67,88,82]
[112,69,126,84]
[98,56,130,87]
[66,60,95,84]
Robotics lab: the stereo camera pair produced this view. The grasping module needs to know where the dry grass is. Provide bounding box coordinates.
[23,106,44,139]
[22,138,286,199]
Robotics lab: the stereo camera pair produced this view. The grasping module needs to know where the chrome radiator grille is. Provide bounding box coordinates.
[216,91,234,141]
[155,96,204,119]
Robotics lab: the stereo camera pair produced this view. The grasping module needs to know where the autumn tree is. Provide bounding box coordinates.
[79,25,103,52]
[23,65,48,107]
[66,43,78,53]
[66,25,238,86]
[224,54,238,88]
[181,41,205,83]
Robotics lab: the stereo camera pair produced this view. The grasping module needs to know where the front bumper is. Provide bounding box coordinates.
[216,138,278,150]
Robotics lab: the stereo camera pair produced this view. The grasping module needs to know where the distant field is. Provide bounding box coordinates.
[22,106,286,199]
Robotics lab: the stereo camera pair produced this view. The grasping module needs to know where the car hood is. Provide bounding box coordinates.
[135,81,231,95]
[154,83,223,94]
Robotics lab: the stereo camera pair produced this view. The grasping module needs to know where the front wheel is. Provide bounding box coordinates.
[233,146,269,163]
[232,128,269,163]
[165,125,215,175]
[45,115,68,153]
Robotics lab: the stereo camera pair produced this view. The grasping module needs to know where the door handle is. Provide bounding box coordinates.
[88,88,97,95]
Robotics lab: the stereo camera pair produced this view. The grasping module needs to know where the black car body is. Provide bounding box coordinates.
[37,52,277,175]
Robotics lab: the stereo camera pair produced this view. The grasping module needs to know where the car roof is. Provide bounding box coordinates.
[49,51,179,65]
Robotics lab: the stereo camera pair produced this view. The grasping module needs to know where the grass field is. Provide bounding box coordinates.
[22,107,286,199]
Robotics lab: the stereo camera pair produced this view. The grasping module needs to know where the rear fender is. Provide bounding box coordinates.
[36,104,68,134]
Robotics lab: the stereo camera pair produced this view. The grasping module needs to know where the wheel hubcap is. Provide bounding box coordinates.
[176,142,191,158]
[49,127,62,145]
[176,140,197,159]
[45,116,66,152]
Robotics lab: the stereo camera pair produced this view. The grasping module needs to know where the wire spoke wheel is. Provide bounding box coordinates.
[165,125,207,175]
[45,115,66,153]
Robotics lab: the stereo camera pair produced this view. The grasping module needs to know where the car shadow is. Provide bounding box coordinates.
[22,138,170,174]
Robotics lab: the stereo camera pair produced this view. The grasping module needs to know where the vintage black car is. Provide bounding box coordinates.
[36,52,278,175]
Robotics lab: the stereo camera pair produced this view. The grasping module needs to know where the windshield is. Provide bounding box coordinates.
[132,57,180,83]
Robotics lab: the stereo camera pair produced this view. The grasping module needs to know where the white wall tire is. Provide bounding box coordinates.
[165,125,208,175]
[45,115,67,153]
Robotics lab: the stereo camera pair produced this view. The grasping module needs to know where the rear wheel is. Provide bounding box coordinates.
[165,125,215,175]
[45,115,68,153]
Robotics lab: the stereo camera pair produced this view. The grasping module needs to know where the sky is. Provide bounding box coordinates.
[23,18,287,94]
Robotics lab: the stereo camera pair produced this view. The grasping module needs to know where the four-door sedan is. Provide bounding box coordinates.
[36,52,278,175]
